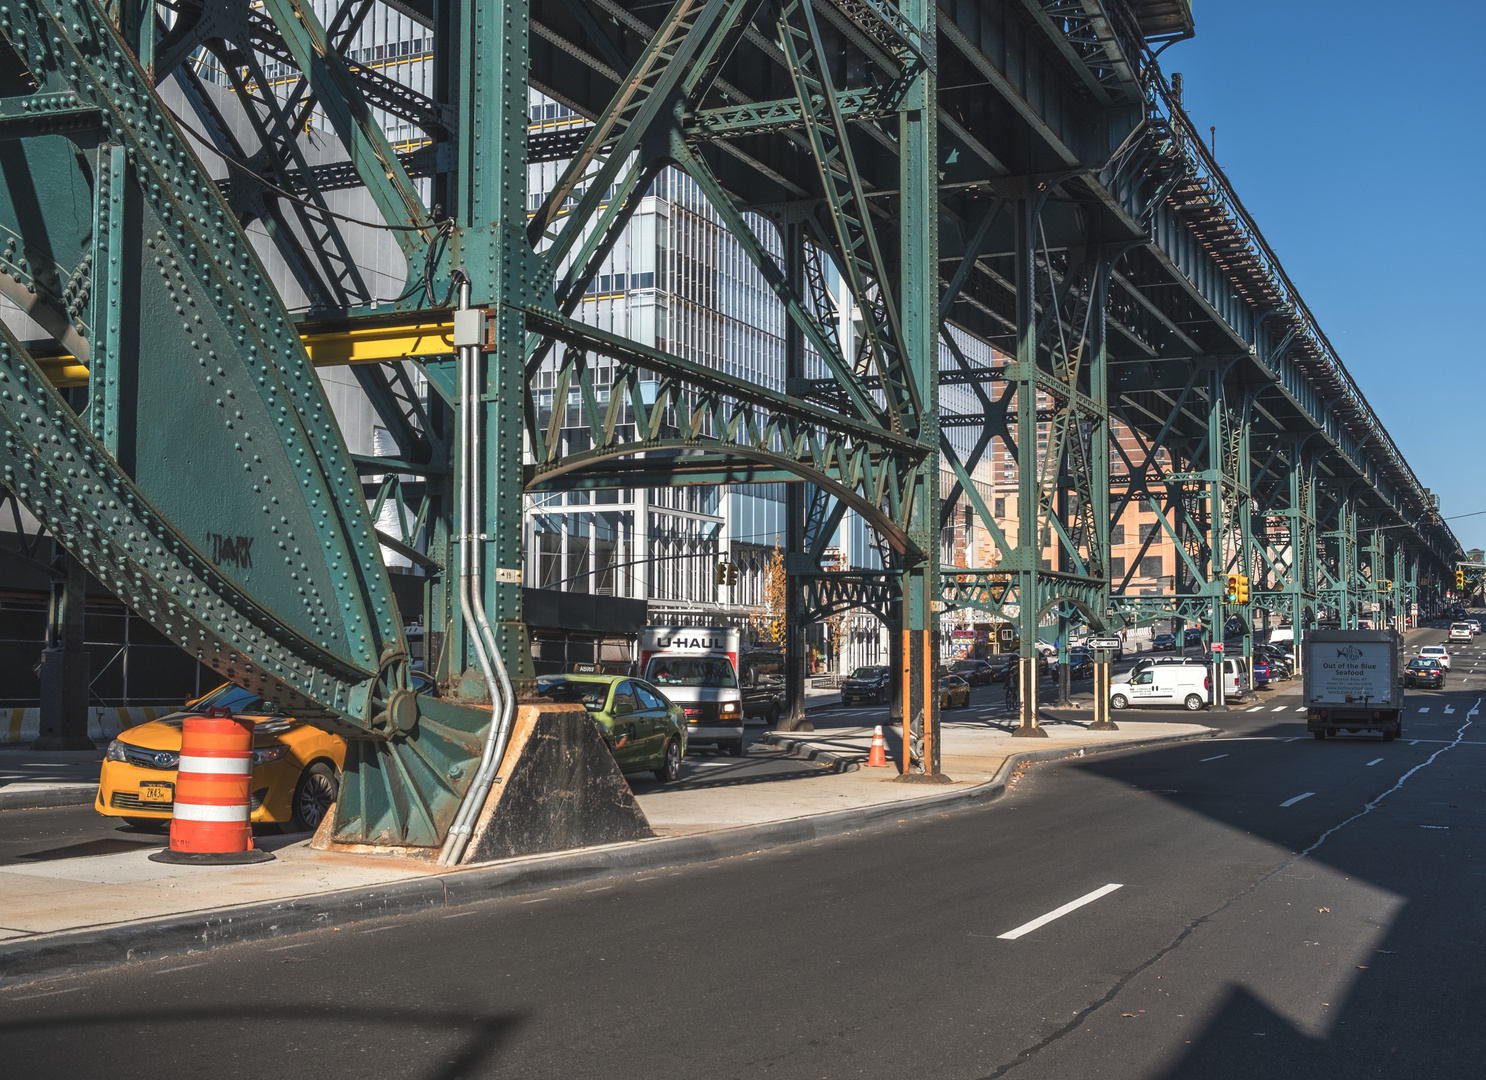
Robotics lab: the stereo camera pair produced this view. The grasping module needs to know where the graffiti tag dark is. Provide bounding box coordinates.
[209,534,254,569]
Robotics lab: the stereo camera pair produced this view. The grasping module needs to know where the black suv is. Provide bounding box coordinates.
[949,659,994,685]
[841,665,891,706]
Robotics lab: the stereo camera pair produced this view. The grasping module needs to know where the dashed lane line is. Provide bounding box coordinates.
[997,884,1124,941]
[1200,754,1229,762]
[1366,758,1383,766]
[1271,706,1289,712]
[1280,792,1315,807]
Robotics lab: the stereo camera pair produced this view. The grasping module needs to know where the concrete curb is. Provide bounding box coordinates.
[0,725,1216,989]
[0,784,97,811]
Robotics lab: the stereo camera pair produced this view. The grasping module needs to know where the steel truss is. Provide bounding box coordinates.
[0,0,1461,851]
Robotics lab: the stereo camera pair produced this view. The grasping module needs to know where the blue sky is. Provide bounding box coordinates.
[1166,4,1486,553]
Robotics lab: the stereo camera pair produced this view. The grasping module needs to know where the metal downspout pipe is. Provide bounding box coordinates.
[438,280,517,867]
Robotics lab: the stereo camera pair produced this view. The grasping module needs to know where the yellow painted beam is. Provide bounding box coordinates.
[33,319,457,388]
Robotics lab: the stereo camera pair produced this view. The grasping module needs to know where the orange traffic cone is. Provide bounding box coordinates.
[867,725,889,767]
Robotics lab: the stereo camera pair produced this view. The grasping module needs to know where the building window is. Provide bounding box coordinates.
[1139,522,1159,544]
[1109,556,1126,580]
[1110,524,1124,546]
[1139,556,1163,578]
[994,497,1005,518]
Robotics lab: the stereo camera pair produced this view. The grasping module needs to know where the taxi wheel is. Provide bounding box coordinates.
[291,762,339,833]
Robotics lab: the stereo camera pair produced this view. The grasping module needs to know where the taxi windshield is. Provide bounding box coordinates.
[535,679,610,711]
[645,657,738,688]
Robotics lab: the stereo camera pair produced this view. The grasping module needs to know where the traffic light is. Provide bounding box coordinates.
[1226,573,1240,602]
[715,562,738,586]
[1236,574,1250,603]
[1458,569,1466,591]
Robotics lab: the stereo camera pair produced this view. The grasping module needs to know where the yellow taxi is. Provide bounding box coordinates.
[96,682,349,833]
[939,674,972,710]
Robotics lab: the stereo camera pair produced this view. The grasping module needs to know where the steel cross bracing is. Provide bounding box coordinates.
[0,0,1461,848]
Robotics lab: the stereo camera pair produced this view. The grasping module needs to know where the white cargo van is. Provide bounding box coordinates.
[639,627,745,756]
[1130,655,1248,698]
[1110,665,1210,710]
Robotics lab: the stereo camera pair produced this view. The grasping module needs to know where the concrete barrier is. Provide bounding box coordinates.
[0,705,168,744]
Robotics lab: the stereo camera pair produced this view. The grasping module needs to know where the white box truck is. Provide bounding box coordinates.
[639,627,746,756]
[1303,629,1402,741]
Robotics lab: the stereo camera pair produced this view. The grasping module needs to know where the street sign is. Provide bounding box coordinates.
[1211,642,1225,652]
[1088,636,1122,651]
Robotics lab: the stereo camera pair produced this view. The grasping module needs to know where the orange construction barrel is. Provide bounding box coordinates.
[149,706,274,865]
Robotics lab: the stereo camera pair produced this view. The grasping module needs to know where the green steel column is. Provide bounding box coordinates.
[1011,196,1044,737]
[1237,389,1254,675]
[1337,490,1356,629]
[899,0,942,771]
[780,223,811,732]
[1207,364,1226,706]
[453,0,536,689]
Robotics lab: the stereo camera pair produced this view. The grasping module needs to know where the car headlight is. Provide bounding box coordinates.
[719,702,741,718]
[105,739,127,763]
[251,746,288,765]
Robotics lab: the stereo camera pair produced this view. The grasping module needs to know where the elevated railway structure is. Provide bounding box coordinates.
[0,0,1459,850]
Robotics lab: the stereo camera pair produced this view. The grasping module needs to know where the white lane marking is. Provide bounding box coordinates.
[1271,706,1289,713]
[443,910,479,919]
[1247,706,1263,713]
[1410,740,1421,745]
[267,941,313,951]
[153,962,208,974]
[1200,754,1230,762]
[1418,707,1431,713]
[521,897,550,905]
[585,886,614,893]
[8,987,82,1000]
[998,884,1124,940]
[1283,736,1304,742]
[1445,705,1456,714]
[1295,708,1307,713]
[360,924,399,934]
[1366,758,1383,766]
[1420,825,1450,830]
[1302,701,1480,856]
[1280,792,1315,807]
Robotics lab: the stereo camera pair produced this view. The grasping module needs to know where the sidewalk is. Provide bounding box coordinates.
[0,715,1213,987]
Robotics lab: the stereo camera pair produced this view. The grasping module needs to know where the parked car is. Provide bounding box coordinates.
[1403,657,1445,689]
[95,681,365,832]
[840,665,892,706]
[1053,651,1094,681]
[1251,658,1271,687]
[739,648,786,724]
[949,659,995,686]
[1183,627,1206,646]
[939,674,971,710]
[535,674,687,781]
[1417,645,1451,671]
[1252,644,1291,679]
[1151,633,1177,652]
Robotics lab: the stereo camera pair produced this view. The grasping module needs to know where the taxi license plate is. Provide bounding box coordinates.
[138,783,174,804]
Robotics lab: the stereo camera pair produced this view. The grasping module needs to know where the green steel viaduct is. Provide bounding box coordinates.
[0,0,1460,853]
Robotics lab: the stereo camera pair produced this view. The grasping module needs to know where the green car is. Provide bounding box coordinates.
[535,675,687,783]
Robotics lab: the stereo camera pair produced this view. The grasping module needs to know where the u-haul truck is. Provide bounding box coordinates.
[639,626,745,756]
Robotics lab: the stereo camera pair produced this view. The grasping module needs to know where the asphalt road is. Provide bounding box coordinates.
[3,627,1482,1079]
